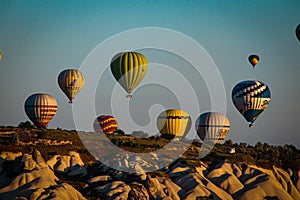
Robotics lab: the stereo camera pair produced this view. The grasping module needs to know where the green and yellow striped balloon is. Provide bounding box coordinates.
[110,52,148,98]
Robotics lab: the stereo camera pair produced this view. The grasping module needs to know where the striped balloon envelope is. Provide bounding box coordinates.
[58,69,85,103]
[195,112,230,144]
[24,93,58,128]
[157,109,191,138]
[93,115,118,134]
[110,52,148,98]
[232,80,271,127]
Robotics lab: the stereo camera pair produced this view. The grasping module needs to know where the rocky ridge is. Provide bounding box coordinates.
[0,150,299,200]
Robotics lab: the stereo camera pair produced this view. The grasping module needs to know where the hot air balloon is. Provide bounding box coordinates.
[157,109,191,139]
[248,54,259,68]
[296,24,300,42]
[195,112,230,144]
[0,50,2,61]
[93,115,118,134]
[24,93,58,128]
[58,69,85,103]
[110,52,148,98]
[232,80,271,127]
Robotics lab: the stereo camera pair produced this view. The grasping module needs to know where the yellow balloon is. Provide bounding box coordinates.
[157,109,191,138]
[58,69,85,103]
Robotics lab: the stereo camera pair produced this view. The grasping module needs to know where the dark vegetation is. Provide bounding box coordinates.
[0,123,95,163]
[0,123,299,171]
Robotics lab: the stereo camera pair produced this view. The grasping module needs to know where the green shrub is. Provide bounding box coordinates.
[18,121,35,129]
[11,132,19,145]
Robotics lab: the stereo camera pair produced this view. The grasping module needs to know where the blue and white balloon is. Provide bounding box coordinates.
[232,80,271,127]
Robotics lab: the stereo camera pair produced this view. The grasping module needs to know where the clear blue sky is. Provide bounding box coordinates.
[0,1,300,147]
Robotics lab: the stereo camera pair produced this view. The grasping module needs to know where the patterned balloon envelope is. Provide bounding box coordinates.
[58,69,85,103]
[232,80,271,127]
[24,93,58,128]
[157,109,191,138]
[248,54,260,68]
[93,115,118,134]
[195,112,230,144]
[110,52,148,98]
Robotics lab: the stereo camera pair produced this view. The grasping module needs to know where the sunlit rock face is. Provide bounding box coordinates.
[0,150,86,200]
[0,150,299,200]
